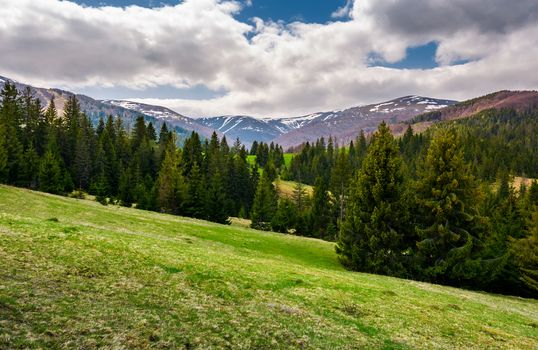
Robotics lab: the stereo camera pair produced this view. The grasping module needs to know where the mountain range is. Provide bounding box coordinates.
[2,75,537,149]
[0,76,215,140]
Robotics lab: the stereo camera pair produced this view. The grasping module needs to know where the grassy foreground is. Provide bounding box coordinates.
[0,185,536,349]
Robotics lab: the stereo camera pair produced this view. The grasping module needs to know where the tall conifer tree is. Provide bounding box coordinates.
[337,122,411,276]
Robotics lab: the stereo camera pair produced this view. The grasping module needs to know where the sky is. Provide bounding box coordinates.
[1,0,537,118]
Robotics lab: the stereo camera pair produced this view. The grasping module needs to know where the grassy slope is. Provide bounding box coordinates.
[0,185,536,349]
[274,179,314,199]
[246,153,293,168]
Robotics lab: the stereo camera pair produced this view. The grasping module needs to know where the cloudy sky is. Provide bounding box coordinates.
[1,0,537,117]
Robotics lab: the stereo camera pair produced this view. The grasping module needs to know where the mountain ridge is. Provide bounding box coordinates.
[5,76,537,150]
[272,95,457,148]
[0,76,215,139]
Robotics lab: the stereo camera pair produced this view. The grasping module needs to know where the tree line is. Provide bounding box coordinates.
[0,82,290,225]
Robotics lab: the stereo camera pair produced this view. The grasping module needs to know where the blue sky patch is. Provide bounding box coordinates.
[72,0,351,23]
[369,42,439,70]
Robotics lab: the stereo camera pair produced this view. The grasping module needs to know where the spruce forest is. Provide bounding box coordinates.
[1,81,537,299]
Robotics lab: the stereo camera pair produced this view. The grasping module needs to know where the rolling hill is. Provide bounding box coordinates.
[0,185,536,349]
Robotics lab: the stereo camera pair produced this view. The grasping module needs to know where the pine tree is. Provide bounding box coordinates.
[156,139,185,214]
[250,141,259,156]
[415,129,487,284]
[510,209,538,295]
[310,176,332,240]
[331,148,352,224]
[22,145,40,189]
[0,81,23,184]
[63,95,82,171]
[19,87,42,149]
[271,199,297,233]
[39,140,64,195]
[528,180,538,206]
[158,122,169,145]
[204,170,230,224]
[0,122,8,180]
[74,127,92,189]
[251,172,278,231]
[184,162,205,219]
[132,116,147,151]
[118,166,136,207]
[91,140,109,204]
[100,117,119,196]
[182,131,203,176]
[96,118,105,138]
[292,181,308,212]
[336,122,411,277]
[146,122,157,142]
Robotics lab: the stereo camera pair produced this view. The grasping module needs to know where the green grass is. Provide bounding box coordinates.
[283,153,293,167]
[246,154,257,167]
[245,153,294,168]
[0,185,536,349]
[274,179,314,199]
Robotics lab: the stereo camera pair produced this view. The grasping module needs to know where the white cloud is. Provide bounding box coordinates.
[331,0,353,19]
[0,0,537,117]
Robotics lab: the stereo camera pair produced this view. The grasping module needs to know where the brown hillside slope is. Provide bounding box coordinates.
[392,90,538,135]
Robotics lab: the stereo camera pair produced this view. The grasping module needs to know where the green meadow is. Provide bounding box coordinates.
[0,185,536,349]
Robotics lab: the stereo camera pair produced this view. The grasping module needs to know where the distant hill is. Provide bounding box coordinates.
[195,115,293,146]
[102,100,216,139]
[392,90,538,135]
[0,76,214,139]
[414,90,538,122]
[195,96,457,148]
[273,96,457,148]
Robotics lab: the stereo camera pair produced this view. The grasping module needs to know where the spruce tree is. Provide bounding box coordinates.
[0,82,23,184]
[336,122,411,276]
[271,199,297,233]
[0,122,8,180]
[185,162,205,219]
[146,122,157,142]
[415,129,487,284]
[510,209,538,295]
[251,171,278,231]
[118,166,136,207]
[292,181,308,213]
[204,170,230,224]
[74,127,92,189]
[182,132,203,176]
[310,176,332,240]
[91,140,109,204]
[331,148,352,223]
[100,118,119,196]
[39,139,64,195]
[156,139,185,214]
[529,180,538,206]
[63,95,82,171]
[22,145,40,189]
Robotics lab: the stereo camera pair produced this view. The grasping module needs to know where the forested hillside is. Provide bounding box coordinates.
[0,81,287,225]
